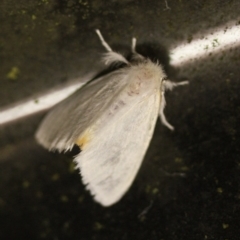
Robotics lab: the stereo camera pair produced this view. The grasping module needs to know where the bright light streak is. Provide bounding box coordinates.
[0,22,239,125]
[170,23,240,67]
[0,82,84,125]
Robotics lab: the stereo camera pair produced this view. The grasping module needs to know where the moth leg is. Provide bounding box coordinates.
[163,80,189,91]
[159,80,189,130]
[95,29,129,65]
[159,90,174,130]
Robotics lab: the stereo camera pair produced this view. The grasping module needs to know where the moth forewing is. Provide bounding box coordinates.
[74,73,161,206]
[35,70,130,152]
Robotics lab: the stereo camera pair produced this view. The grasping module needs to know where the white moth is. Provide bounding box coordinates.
[35,30,188,207]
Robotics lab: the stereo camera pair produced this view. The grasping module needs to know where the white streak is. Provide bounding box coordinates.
[170,22,240,67]
[0,82,84,125]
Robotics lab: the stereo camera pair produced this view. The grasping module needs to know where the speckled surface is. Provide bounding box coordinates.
[0,0,240,239]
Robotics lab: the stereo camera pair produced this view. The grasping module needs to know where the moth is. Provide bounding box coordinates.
[36,30,188,206]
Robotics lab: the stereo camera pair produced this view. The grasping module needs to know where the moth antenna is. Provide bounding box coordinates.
[95,29,112,52]
[131,37,137,53]
[131,36,145,62]
[95,29,129,65]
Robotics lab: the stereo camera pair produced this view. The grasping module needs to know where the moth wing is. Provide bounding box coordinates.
[75,87,160,206]
[35,70,129,151]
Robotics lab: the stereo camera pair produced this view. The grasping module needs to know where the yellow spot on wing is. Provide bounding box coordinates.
[75,128,93,150]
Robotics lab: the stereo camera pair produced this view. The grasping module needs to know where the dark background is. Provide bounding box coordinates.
[0,0,240,239]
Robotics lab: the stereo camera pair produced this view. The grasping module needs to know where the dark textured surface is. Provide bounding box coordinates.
[1,0,240,239]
